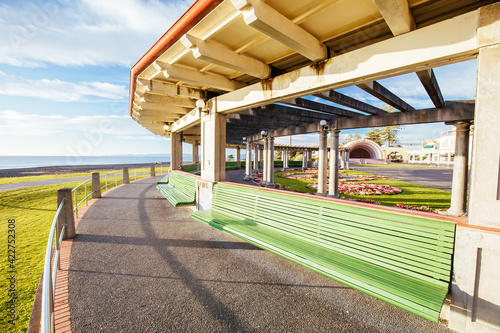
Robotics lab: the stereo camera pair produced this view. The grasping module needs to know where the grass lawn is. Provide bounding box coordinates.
[0,166,169,185]
[0,170,165,332]
[274,169,451,210]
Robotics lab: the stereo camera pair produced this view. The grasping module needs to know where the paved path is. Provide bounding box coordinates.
[68,176,450,332]
[352,166,453,191]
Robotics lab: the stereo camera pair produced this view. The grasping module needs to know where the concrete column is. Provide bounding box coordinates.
[192,141,199,164]
[266,136,275,188]
[317,131,328,196]
[57,188,75,240]
[236,146,241,168]
[253,144,259,172]
[171,132,182,170]
[262,137,268,185]
[284,149,289,169]
[259,147,263,170]
[345,149,350,170]
[302,150,307,169]
[123,167,129,184]
[91,172,101,198]
[328,129,340,198]
[200,103,226,182]
[150,164,155,177]
[448,122,471,216]
[244,142,252,181]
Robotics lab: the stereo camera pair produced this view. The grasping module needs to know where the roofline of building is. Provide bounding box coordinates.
[128,0,224,116]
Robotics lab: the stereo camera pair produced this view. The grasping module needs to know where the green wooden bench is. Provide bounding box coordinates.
[192,183,456,322]
[157,175,169,184]
[157,171,196,207]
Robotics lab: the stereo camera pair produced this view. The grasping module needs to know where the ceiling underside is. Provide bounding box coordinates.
[130,0,493,145]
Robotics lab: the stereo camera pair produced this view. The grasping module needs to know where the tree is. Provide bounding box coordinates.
[340,131,361,146]
[227,154,234,161]
[379,105,405,147]
[365,127,384,146]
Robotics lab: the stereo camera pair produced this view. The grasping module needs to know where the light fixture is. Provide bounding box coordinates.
[261,130,267,138]
[242,136,246,141]
[320,119,329,132]
[196,99,209,116]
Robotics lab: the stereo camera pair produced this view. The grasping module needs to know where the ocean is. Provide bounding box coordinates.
[0,155,193,170]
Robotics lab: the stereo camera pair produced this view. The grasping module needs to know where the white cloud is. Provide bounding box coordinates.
[0,110,151,137]
[0,0,192,67]
[0,71,127,101]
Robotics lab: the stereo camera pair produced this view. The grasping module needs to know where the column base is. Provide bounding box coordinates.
[243,175,253,181]
[327,194,339,198]
[446,208,466,217]
[317,192,327,197]
[265,183,275,188]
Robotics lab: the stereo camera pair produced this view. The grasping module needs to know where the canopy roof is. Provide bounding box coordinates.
[129,0,490,145]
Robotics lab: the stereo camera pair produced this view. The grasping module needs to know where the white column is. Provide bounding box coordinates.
[448,122,471,216]
[262,137,268,185]
[192,141,199,164]
[253,144,259,172]
[244,142,252,181]
[200,107,226,182]
[317,131,328,196]
[171,132,182,170]
[266,137,275,187]
[328,129,340,198]
[302,149,307,169]
[236,146,241,168]
[345,148,350,170]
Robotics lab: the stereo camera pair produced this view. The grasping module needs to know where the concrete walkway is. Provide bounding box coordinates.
[67,176,450,332]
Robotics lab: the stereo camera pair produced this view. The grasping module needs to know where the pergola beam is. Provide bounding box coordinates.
[133,102,191,115]
[248,101,474,141]
[357,81,415,112]
[263,104,339,120]
[181,34,271,79]
[231,0,328,62]
[415,69,445,108]
[313,90,385,115]
[247,108,335,123]
[142,92,196,108]
[372,0,416,36]
[153,60,246,91]
[281,98,360,118]
[215,10,479,114]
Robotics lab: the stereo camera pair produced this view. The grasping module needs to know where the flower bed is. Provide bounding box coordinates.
[394,203,445,214]
[306,182,402,195]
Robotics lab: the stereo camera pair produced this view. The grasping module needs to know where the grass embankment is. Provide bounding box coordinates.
[273,170,451,210]
[0,169,165,332]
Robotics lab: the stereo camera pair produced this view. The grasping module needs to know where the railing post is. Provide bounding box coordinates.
[150,164,156,177]
[123,167,130,184]
[57,188,75,239]
[92,172,101,198]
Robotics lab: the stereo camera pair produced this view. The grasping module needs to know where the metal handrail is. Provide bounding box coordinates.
[72,179,92,218]
[41,198,66,333]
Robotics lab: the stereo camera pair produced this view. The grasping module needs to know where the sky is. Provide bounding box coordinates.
[0,0,478,157]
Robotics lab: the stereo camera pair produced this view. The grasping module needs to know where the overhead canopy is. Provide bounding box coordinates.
[129,0,493,145]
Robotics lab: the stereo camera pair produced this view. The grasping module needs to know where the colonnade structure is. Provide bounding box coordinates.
[128,1,500,331]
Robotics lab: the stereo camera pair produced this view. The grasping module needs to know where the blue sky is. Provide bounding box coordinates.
[0,0,478,156]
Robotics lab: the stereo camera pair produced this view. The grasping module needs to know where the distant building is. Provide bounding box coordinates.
[408,129,473,165]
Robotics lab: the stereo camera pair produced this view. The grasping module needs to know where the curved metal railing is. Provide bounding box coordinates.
[41,198,67,333]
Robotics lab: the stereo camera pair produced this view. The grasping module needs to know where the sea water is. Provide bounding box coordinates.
[0,155,192,170]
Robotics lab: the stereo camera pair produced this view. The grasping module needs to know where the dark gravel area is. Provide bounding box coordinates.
[0,162,170,178]
[68,176,451,333]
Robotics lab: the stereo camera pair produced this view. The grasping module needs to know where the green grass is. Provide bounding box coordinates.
[0,170,166,332]
[273,170,451,210]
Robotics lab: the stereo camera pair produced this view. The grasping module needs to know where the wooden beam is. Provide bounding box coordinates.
[231,0,327,62]
[181,34,271,79]
[313,90,385,115]
[248,101,474,141]
[357,81,415,112]
[281,98,360,118]
[134,101,191,115]
[153,60,246,91]
[172,108,201,133]
[415,69,445,108]
[373,0,415,36]
[262,104,337,120]
[138,78,207,99]
[215,9,479,114]
[142,92,196,108]
[247,108,334,123]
